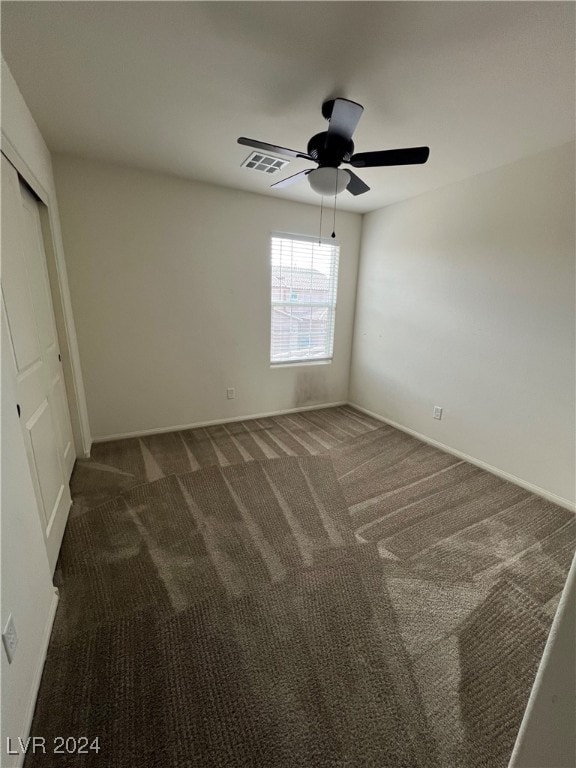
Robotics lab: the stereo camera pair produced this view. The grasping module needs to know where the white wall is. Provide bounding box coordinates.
[1,307,58,768]
[52,155,362,440]
[350,142,575,507]
[1,58,91,456]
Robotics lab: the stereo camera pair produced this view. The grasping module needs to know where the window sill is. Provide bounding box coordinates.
[270,359,333,369]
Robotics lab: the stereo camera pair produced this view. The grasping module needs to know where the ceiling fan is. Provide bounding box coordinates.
[238,98,430,197]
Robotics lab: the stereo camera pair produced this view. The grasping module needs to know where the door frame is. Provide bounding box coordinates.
[1,134,91,459]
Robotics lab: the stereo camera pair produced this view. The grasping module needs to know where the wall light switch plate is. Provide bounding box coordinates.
[226,388,236,400]
[2,614,18,663]
[433,406,443,420]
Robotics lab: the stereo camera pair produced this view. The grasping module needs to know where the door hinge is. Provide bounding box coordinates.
[17,404,21,418]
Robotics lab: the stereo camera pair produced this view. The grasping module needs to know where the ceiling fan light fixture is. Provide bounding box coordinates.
[308,167,350,196]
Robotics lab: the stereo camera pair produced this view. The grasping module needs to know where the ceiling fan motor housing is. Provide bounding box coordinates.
[307,132,354,167]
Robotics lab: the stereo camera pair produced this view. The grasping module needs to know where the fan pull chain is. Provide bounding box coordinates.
[331,169,338,239]
[319,196,324,244]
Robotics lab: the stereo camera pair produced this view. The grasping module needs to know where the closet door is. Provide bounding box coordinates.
[1,154,74,572]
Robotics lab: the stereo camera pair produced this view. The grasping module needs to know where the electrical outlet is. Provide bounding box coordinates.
[2,614,18,663]
[226,388,236,400]
[433,406,443,420]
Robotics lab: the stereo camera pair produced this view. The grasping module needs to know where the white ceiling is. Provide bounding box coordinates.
[2,1,574,213]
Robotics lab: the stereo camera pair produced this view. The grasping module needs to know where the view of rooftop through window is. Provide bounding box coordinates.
[270,234,339,364]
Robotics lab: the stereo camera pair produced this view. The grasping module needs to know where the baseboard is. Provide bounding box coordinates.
[14,589,59,768]
[91,401,348,444]
[348,402,576,513]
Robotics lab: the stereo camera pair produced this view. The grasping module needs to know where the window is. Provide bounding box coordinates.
[270,233,339,364]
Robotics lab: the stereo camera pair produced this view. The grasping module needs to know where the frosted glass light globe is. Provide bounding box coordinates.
[308,167,350,196]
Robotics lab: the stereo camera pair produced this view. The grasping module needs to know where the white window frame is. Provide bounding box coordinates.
[269,232,340,366]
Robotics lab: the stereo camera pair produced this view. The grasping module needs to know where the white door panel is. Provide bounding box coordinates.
[52,374,75,477]
[1,154,76,571]
[20,185,76,482]
[20,185,59,355]
[28,400,65,527]
[9,355,45,413]
[1,166,42,372]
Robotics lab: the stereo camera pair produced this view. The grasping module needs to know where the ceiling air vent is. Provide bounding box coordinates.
[241,152,289,174]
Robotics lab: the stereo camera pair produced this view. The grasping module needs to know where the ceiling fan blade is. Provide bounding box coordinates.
[326,98,364,141]
[350,146,430,168]
[237,137,311,160]
[270,169,313,189]
[346,170,370,196]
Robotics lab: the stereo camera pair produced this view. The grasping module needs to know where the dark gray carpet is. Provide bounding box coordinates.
[25,406,575,767]
[27,547,441,768]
